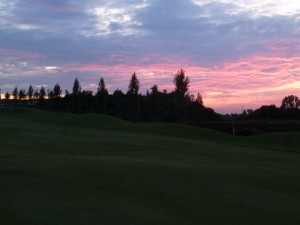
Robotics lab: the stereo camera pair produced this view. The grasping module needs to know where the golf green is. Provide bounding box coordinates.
[0,108,299,225]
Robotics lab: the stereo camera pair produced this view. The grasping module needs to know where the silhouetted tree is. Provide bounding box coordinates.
[281,95,300,109]
[150,85,158,94]
[127,72,140,121]
[39,86,46,109]
[97,78,108,94]
[72,78,81,95]
[195,92,203,105]
[110,89,127,119]
[62,90,71,112]
[12,87,18,100]
[96,77,108,113]
[174,69,190,96]
[254,105,279,119]
[28,85,34,100]
[113,89,124,96]
[53,83,62,98]
[18,89,26,100]
[5,92,10,100]
[128,72,140,95]
[150,85,160,122]
[39,86,46,99]
[70,78,82,113]
[79,90,94,113]
[47,88,55,99]
[33,89,40,99]
[173,69,190,122]
[189,94,195,102]
[50,83,62,111]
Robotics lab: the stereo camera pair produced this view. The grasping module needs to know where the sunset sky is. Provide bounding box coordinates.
[1,0,300,113]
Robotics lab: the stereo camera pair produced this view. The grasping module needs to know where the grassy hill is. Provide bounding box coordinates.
[0,107,299,225]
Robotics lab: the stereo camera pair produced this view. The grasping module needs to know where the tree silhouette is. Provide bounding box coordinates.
[33,89,40,99]
[189,94,195,102]
[110,89,127,119]
[173,69,190,122]
[28,85,34,100]
[5,92,10,100]
[128,72,140,95]
[72,78,81,95]
[39,86,46,109]
[174,69,189,96]
[281,95,300,109]
[53,83,62,98]
[96,77,108,113]
[47,88,55,99]
[50,83,62,111]
[18,89,26,100]
[196,92,203,105]
[39,86,46,99]
[12,87,18,100]
[97,78,108,95]
[77,90,93,113]
[127,72,140,121]
[71,78,81,113]
[150,85,160,122]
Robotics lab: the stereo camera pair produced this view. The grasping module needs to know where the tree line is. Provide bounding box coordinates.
[1,69,221,123]
[239,95,300,120]
[2,68,299,123]
[220,95,300,122]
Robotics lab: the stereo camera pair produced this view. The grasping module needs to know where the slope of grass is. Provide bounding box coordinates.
[3,107,299,152]
[0,107,299,225]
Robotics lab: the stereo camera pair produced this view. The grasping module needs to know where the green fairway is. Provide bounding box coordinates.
[0,108,299,225]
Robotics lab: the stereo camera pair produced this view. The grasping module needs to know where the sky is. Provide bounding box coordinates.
[1,0,300,113]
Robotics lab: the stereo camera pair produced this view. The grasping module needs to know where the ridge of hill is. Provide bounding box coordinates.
[1,107,299,152]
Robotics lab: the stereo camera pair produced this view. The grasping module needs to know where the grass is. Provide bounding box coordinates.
[0,107,299,225]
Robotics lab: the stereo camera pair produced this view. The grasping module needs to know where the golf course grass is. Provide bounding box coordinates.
[0,107,299,225]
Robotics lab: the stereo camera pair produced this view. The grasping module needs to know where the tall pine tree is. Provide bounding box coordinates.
[127,72,140,121]
[173,69,190,122]
[28,85,34,99]
[72,78,81,95]
[71,78,81,113]
[96,77,108,113]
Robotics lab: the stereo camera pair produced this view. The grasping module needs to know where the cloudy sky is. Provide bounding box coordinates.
[1,0,300,113]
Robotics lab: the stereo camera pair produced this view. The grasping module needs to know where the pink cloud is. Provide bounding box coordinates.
[257,38,300,53]
[189,55,300,113]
